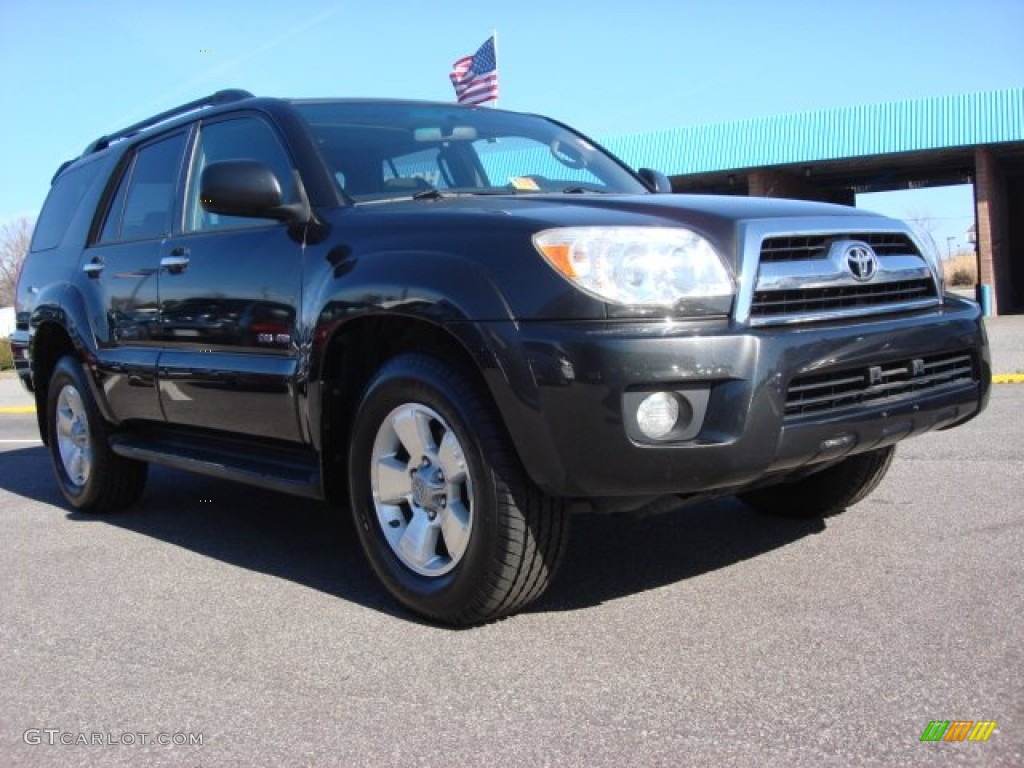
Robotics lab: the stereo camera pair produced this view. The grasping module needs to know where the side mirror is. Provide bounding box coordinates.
[200,161,309,224]
[637,168,673,194]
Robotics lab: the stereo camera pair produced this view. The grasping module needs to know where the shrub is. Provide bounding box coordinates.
[942,252,978,288]
[0,337,12,371]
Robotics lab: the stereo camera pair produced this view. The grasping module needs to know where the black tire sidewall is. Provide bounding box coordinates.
[46,357,106,509]
[742,445,895,518]
[348,355,504,619]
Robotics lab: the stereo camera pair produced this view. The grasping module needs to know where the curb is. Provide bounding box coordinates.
[992,374,1024,384]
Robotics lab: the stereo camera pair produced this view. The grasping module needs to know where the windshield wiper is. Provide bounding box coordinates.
[412,188,520,199]
[561,186,607,194]
[411,187,446,200]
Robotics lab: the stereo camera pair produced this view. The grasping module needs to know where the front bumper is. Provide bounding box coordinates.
[9,329,33,392]
[473,297,990,498]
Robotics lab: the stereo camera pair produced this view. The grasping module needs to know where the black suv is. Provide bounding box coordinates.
[13,90,990,624]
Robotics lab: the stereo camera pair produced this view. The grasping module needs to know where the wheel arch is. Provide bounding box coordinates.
[314,313,501,505]
[29,321,76,446]
[27,284,110,445]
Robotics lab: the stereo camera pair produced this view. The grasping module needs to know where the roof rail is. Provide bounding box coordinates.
[82,89,254,155]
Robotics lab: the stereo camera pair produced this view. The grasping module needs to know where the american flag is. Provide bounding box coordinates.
[449,36,499,106]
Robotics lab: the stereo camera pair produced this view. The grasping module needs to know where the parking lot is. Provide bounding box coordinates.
[1,358,1021,766]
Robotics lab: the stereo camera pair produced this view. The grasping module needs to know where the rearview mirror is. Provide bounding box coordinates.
[414,126,478,142]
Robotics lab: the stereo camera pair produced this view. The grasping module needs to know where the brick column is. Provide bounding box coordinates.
[973,147,1009,314]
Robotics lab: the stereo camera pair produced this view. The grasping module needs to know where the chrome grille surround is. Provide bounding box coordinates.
[733,218,943,326]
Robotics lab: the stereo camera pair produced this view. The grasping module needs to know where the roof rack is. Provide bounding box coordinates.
[82,89,254,155]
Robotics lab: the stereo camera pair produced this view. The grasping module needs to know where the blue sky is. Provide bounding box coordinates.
[2,0,1021,252]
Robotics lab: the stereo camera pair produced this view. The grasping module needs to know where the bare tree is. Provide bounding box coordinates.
[0,217,34,306]
[901,205,954,264]
[901,207,941,257]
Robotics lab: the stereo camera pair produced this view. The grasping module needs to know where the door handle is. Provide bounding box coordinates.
[161,252,190,273]
[82,260,104,278]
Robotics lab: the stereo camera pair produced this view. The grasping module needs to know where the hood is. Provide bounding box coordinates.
[348,191,866,224]
[335,192,892,272]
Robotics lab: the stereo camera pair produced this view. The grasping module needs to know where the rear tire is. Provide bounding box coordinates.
[348,353,569,625]
[740,446,895,519]
[46,356,147,513]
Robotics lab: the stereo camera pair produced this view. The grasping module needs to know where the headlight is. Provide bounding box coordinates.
[532,226,733,307]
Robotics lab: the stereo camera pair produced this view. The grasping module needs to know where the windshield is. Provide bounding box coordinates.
[293,101,648,202]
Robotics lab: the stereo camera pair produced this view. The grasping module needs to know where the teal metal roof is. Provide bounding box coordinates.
[600,88,1024,176]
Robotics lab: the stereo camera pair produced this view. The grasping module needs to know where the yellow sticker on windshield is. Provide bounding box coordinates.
[510,176,541,191]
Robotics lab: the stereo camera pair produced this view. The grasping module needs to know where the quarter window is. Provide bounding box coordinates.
[32,161,105,251]
[32,163,94,250]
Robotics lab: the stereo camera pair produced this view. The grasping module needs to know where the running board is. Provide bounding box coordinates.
[109,431,322,499]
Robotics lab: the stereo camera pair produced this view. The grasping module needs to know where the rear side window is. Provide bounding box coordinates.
[98,132,187,243]
[31,162,103,252]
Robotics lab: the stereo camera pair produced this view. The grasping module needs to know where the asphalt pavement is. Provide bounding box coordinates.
[984,315,1024,378]
[1,316,1022,767]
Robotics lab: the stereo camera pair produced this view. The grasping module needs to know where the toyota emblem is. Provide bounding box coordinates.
[844,243,878,281]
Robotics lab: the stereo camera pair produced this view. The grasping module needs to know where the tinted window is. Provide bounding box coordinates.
[383,147,447,190]
[96,133,187,243]
[97,159,131,244]
[32,161,104,252]
[294,102,647,202]
[119,134,187,241]
[185,117,295,231]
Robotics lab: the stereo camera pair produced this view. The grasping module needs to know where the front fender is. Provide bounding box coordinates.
[308,246,517,326]
[302,247,561,480]
[305,247,518,383]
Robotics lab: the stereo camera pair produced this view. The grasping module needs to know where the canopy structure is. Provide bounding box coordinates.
[602,89,1024,314]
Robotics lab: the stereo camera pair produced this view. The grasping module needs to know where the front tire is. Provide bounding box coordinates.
[740,446,896,519]
[46,356,148,513]
[348,354,569,625]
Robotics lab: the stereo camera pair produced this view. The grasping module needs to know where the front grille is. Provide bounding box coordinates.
[760,232,920,262]
[784,350,976,417]
[751,279,937,318]
[747,228,942,326]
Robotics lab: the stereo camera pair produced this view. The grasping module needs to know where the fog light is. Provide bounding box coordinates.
[636,392,679,439]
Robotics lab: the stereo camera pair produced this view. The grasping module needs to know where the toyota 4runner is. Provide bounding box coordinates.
[13,90,991,625]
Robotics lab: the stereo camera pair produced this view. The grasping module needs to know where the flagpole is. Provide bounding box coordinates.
[491,28,498,108]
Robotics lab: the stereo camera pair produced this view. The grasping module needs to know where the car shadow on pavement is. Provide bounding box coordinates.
[105,465,411,617]
[0,449,406,620]
[0,447,825,624]
[531,497,826,614]
[0,445,67,506]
